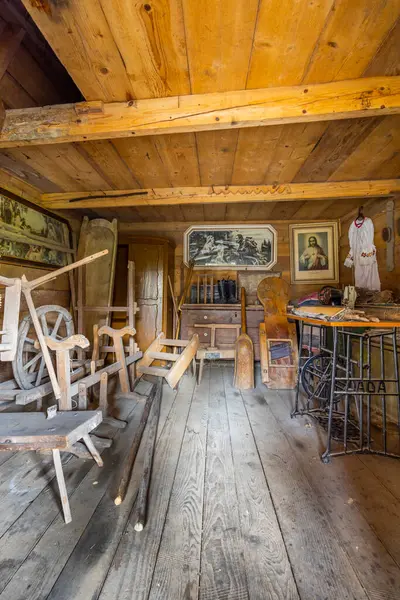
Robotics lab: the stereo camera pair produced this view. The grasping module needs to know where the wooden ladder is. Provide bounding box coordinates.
[137,333,199,389]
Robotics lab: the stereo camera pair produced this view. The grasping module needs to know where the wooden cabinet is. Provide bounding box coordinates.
[180,304,264,360]
[128,238,174,353]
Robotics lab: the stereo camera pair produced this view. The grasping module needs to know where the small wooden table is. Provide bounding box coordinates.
[0,410,103,524]
[194,323,240,383]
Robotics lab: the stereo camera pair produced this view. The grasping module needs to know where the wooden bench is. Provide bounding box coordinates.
[0,410,103,524]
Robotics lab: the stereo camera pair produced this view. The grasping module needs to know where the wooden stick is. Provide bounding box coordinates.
[175,260,194,339]
[114,383,155,506]
[127,260,136,385]
[22,284,61,399]
[25,249,108,291]
[132,378,162,531]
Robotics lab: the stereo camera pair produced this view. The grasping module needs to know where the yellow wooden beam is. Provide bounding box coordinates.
[40,180,400,209]
[1,77,400,148]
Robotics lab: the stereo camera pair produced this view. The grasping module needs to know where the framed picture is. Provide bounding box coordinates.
[184,224,277,270]
[289,222,339,284]
[0,188,71,269]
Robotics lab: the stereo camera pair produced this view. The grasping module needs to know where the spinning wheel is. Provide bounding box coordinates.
[301,352,346,408]
[12,305,74,390]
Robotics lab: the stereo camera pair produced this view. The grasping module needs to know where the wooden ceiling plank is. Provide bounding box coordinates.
[196,130,239,186]
[330,115,400,181]
[0,72,36,109]
[77,140,141,189]
[7,45,61,106]
[113,137,172,188]
[203,203,227,221]
[304,0,400,83]
[40,179,400,209]
[0,150,61,193]
[2,76,399,148]
[0,167,42,203]
[182,0,260,94]
[39,144,112,191]
[0,22,25,80]
[183,0,260,190]
[231,126,283,185]
[134,205,166,223]
[364,17,400,77]
[294,117,383,183]
[181,204,205,222]
[290,199,333,221]
[153,133,201,186]
[247,0,334,88]
[154,205,186,222]
[1,0,78,100]
[276,1,400,191]
[98,0,190,99]
[263,122,328,184]
[6,147,81,192]
[20,0,135,102]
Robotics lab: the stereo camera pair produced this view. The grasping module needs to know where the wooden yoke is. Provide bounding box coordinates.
[44,334,90,410]
[98,326,136,394]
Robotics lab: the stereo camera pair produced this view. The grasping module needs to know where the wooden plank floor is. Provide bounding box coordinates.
[0,365,400,599]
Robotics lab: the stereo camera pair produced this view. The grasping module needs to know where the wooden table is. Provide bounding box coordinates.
[0,410,103,523]
[287,314,400,462]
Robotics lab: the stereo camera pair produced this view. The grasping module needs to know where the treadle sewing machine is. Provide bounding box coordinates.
[289,313,400,463]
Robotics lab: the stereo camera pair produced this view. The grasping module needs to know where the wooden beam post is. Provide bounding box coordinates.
[39,180,400,210]
[0,77,399,147]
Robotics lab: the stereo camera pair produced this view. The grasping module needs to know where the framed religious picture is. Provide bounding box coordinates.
[184,224,278,270]
[0,188,71,269]
[289,222,339,284]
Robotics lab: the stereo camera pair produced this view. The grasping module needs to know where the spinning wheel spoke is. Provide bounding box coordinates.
[24,353,42,372]
[35,358,45,386]
[51,313,64,338]
[40,314,49,337]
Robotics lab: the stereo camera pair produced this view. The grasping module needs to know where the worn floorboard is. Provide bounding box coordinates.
[0,367,399,600]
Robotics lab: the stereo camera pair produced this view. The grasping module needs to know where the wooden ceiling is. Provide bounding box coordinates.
[0,0,399,223]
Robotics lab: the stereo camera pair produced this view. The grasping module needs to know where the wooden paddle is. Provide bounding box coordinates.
[234,288,254,390]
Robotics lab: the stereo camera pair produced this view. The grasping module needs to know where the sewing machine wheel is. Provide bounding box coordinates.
[301,352,346,409]
[12,305,74,390]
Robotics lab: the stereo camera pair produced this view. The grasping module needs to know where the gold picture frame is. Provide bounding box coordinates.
[289,221,339,284]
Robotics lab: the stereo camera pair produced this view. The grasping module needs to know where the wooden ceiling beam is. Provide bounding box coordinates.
[40,180,400,209]
[0,77,399,148]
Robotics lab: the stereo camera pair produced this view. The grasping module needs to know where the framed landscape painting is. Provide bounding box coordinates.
[289,222,339,284]
[0,189,71,269]
[184,224,277,270]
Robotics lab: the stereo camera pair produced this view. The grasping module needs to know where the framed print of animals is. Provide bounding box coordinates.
[0,189,71,269]
[289,222,339,284]
[184,224,277,270]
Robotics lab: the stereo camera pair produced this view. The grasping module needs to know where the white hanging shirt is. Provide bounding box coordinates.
[344,217,381,291]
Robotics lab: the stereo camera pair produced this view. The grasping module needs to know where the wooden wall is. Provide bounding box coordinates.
[119,219,342,304]
[339,198,400,295]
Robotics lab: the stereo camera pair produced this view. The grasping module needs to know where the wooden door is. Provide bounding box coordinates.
[128,240,167,353]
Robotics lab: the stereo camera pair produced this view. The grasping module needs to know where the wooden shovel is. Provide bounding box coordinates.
[234,288,254,389]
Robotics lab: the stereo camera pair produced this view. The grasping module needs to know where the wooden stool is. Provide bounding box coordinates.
[0,410,103,524]
[97,325,136,394]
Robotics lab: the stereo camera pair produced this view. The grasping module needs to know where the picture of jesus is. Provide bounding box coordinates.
[289,222,339,285]
[299,235,329,271]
